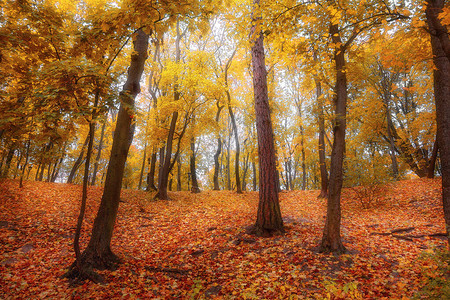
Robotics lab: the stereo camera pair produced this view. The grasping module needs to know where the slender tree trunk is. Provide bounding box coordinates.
[68,134,89,184]
[177,155,182,191]
[65,29,149,282]
[190,138,200,193]
[213,138,222,190]
[427,138,439,179]
[252,161,257,191]
[228,105,242,193]
[138,143,147,190]
[156,21,182,200]
[315,78,329,198]
[225,49,242,194]
[426,0,450,245]
[13,149,23,179]
[250,0,283,236]
[319,22,347,253]
[38,142,51,182]
[242,152,250,191]
[91,120,106,186]
[157,112,178,200]
[213,102,223,190]
[19,140,31,188]
[146,150,158,191]
[226,134,231,190]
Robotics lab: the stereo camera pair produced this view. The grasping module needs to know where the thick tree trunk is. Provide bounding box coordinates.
[426,0,450,245]
[65,29,149,282]
[250,0,284,236]
[91,120,106,186]
[1,146,15,178]
[319,23,347,253]
[190,138,200,193]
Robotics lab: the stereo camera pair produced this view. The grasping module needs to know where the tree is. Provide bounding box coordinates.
[425,0,450,245]
[65,29,149,282]
[250,0,284,236]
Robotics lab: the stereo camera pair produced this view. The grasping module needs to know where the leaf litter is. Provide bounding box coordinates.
[0,178,446,299]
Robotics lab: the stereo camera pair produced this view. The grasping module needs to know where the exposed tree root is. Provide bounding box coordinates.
[370,227,447,241]
[63,248,121,285]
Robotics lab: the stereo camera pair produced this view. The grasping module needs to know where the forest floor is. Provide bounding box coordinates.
[0,178,447,299]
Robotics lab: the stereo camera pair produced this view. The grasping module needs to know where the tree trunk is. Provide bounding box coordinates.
[91,120,106,186]
[146,150,158,191]
[155,20,182,200]
[225,49,242,194]
[213,101,224,190]
[68,134,89,184]
[1,146,15,178]
[319,22,347,253]
[250,0,284,236]
[190,138,200,193]
[65,29,149,282]
[315,78,329,198]
[177,155,182,191]
[138,143,147,190]
[213,138,222,190]
[19,140,31,188]
[426,0,450,245]
[226,132,231,190]
[157,112,178,200]
[427,137,439,179]
[228,105,242,193]
[13,148,23,179]
[252,161,257,191]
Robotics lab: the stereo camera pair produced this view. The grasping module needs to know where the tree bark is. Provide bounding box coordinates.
[427,137,439,179]
[155,20,182,200]
[252,161,257,191]
[319,22,347,253]
[68,134,89,184]
[65,29,149,282]
[138,143,147,190]
[426,0,450,245]
[250,0,284,236]
[190,138,200,193]
[177,155,182,191]
[1,146,15,178]
[91,120,106,186]
[315,78,329,198]
[146,150,158,191]
[225,50,242,194]
[213,101,224,190]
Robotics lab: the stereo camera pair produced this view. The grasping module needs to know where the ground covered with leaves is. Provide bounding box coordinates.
[0,178,447,299]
